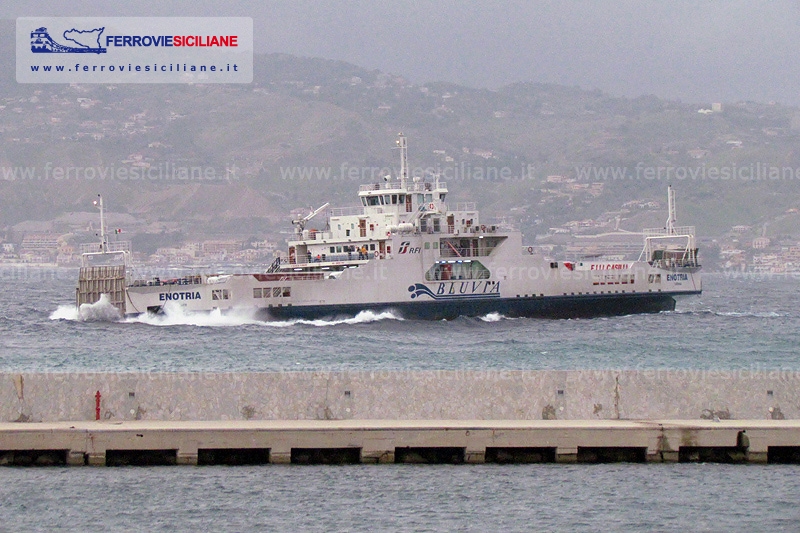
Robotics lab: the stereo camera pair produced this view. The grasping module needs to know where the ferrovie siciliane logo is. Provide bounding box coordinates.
[17,17,253,84]
[31,26,108,54]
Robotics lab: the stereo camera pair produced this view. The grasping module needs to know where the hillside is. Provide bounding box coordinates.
[2,50,800,256]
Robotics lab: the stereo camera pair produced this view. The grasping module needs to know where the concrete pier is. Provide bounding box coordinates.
[3,370,800,466]
[2,370,799,423]
[2,419,799,466]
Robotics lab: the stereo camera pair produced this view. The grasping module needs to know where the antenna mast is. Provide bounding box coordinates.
[665,185,676,234]
[396,133,408,189]
[93,194,107,252]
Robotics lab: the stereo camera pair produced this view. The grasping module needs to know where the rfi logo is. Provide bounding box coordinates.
[398,241,421,254]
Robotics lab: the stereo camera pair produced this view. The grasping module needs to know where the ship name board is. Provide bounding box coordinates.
[590,263,630,270]
[159,291,202,301]
[437,281,500,295]
[408,281,502,300]
[666,273,689,282]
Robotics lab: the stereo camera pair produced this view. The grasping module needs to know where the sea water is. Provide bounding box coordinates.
[1,268,799,531]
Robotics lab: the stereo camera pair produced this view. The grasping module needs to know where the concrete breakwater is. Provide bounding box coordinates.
[1,370,796,423]
[2,419,799,466]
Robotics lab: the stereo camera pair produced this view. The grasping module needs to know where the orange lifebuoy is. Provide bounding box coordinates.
[428,202,435,210]
[527,246,534,254]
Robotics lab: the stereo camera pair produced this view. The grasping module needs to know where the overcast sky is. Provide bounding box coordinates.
[5,1,800,105]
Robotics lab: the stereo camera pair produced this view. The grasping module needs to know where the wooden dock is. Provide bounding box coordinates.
[3,419,800,466]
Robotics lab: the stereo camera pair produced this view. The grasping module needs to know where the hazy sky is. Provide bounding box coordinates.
[5,1,800,105]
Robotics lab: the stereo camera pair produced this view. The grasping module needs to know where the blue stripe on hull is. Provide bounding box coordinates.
[261,292,695,321]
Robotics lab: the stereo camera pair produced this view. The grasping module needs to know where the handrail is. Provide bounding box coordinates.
[358,182,448,192]
[329,206,363,217]
[439,245,499,258]
[643,226,695,237]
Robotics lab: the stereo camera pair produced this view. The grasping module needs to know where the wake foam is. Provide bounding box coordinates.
[127,307,402,328]
[126,303,261,327]
[714,310,785,318]
[479,312,505,322]
[271,310,404,328]
[51,299,403,328]
[49,305,79,321]
[670,309,786,318]
[49,294,121,322]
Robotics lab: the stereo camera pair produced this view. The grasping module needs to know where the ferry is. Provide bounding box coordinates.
[76,134,701,320]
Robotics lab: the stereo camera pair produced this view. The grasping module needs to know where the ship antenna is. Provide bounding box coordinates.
[93,194,107,252]
[665,185,676,235]
[396,133,408,189]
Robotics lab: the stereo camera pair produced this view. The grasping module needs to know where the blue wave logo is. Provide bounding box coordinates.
[408,283,436,299]
[31,27,107,54]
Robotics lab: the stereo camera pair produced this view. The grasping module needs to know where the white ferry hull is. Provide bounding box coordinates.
[122,253,700,320]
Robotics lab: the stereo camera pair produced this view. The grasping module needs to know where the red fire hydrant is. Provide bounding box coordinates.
[95,391,101,421]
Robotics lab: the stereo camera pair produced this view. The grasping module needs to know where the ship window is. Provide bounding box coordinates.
[439,193,446,201]
[360,198,367,206]
[212,289,230,300]
[425,194,433,202]
[282,287,291,297]
[386,246,391,254]
[433,242,439,249]
[391,194,397,204]
[399,194,405,204]
[330,247,335,253]
[433,218,441,232]
[424,242,430,249]
[273,287,281,297]
[253,288,262,298]
[425,260,490,281]
[367,196,380,206]
[337,224,341,230]
[346,230,350,237]
[336,246,342,253]
[384,195,391,205]
[420,219,428,232]
[369,244,375,251]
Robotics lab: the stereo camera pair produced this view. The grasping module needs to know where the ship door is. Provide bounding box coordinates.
[288,246,296,265]
[447,214,455,233]
[359,219,367,237]
[379,240,386,258]
[442,263,452,280]
[405,195,412,212]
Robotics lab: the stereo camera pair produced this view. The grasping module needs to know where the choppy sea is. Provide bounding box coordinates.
[1,268,799,531]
